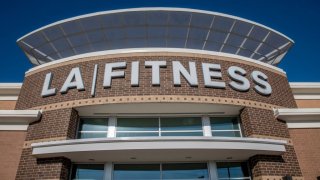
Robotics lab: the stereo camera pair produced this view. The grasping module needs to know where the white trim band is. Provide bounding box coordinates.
[275,108,320,128]
[25,48,286,75]
[31,137,286,161]
[0,110,42,131]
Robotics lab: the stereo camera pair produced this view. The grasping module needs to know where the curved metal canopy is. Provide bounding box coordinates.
[17,8,294,66]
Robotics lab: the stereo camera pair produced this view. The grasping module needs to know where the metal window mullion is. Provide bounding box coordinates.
[160,163,163,180]
[120,14,129,47]
[211,130,241,132]
[184,13,193,48]
[202,16,215,50]
[219,20,236,52]
[209,161,219,180]
[108,117,116,138]
[58,25,77,54]
[20,41,45,64]
[249,31,270,58]
[237,118,243,137]
[159,117,161,137]
[165,12,170,47]
[98,16,111,49]
[235,25,255,55]
[78,20,94,51]
[257,41,291,61]
[104,162,112,180]
[116,130,159,133]
[202,116,212,137]
[80,131,108,133]
[40,31,62,59]
[161,130,203,132]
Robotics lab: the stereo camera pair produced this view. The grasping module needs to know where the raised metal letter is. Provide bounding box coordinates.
[202,63,225,88]
[145,61,166,85]
[228,66,250,92]
[131,61,139,86]
[41,72,56,97]
[103,62,126,88]
[60,67,85,94]
[251,70,272,96]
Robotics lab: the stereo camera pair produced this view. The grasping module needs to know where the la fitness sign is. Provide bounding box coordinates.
[41,60,272,97]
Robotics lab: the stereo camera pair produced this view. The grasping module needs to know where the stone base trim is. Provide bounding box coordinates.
[249,135,293,145]
[253,176,304,180]
[23,137,67,148]
[28,95,282,112]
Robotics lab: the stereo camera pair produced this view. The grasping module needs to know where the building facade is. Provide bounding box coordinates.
[0,8,319,180]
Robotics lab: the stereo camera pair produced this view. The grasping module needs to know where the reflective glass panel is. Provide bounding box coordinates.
[161,131,203,136]
[116,132,159,137]
[78,132,107,139]
[210,117,240,130]
[162,163,209,179]
[78,118,108,139]
[161,117,202,131]
[113,164,161,180]
[212,131,241,137]
[216,162,250,179]
[117,118,159,131]
[71,164,104,180]
[79,118,108,131]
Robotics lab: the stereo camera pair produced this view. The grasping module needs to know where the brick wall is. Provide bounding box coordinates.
[16,148,71,180]
[15,108,79,179]
[0,131,26,180]
[289,128,320,180]
[241,107,290,138]
[25,108,79,141]
[241,107,302,178]
[16,56,296,110]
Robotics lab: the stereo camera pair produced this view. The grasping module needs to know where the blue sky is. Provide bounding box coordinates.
[0,0,319,82]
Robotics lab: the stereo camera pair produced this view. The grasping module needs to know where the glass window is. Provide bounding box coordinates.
[116,117,203,137]
[161,117,203,136]
[210,117,241,137]
[78,118,108,139]
[113,163,209,180]
[113,164,161,180]
[116,118,159,137]
[216,162,250,180]
[162,163,209,179]
[71,164,104,180]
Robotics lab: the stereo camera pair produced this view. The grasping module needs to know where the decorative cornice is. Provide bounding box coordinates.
[274,108,320,128]
[0,110,42,130]
[0,83,22,100]
[290,82,320,99]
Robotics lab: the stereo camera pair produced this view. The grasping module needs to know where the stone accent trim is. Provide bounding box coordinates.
[249,135,293,145]
[28,95,282,112]
[23,137,67,148]
[25,52,286,77]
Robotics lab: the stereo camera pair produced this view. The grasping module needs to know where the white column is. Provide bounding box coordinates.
[202,116,212,137]
[208,161,219,180]
[107,117,116,138]
[104,162,113,180]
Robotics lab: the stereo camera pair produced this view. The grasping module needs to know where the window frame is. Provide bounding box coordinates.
[210,116,243,137]
[215,161,251,180]
[115,116,204,137]
[77,117,109,139]
[76,115,244,139]
[112,162,210,180]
